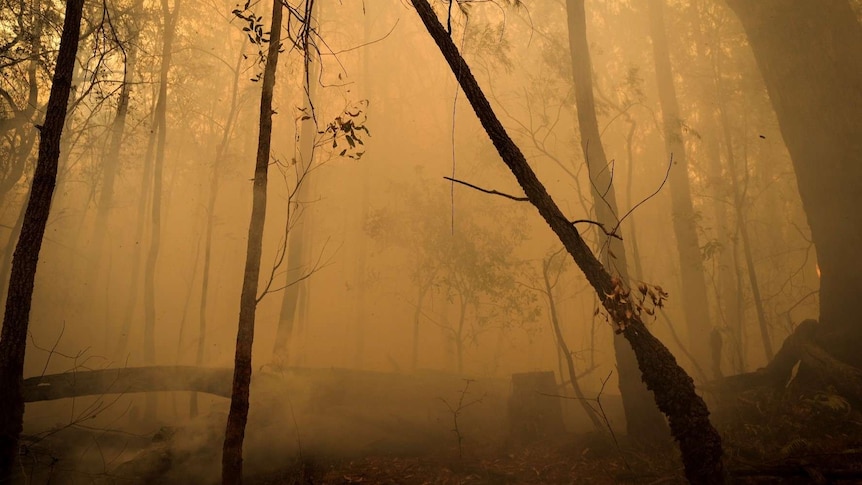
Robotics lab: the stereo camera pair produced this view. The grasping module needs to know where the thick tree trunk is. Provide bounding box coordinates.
[0,0,84,479]
[410,1,725,481]
[724,0,862,367]
[647,0,713,364]
[221,0,283,482]
[566,0,669,443]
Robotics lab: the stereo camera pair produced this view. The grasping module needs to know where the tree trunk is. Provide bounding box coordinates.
[543,253,603,431]
[143,0,180,418]
[272,0,319,366]
[221,0,283,482]
[0,0,84,479]
[724,0,862,367]
[23,366,233,402]
[410,1,725,481]
[84,0,144,339]
[566,0,669,443]
[647,0,713,364]
[193,43,246,417]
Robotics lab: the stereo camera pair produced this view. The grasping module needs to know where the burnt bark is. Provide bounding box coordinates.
[0,0,84,479]
[410,0,725,481]
[221,0,283,482]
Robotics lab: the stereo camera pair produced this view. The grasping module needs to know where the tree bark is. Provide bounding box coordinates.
[0,0,84,479]
[410,1,725,481]
[723,0,862,367]
[647,0,713,364]
[222,0,283,482]
[566,0,669,443]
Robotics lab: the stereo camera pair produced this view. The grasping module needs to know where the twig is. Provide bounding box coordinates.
[443,176,528,202]
[569,219,623,240]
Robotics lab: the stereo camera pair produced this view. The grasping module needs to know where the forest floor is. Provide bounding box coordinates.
[246,388,862,485]
[250,435,680,485]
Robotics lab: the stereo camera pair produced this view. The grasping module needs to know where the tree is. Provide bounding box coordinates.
[646,0,714,363]
[723,1,862,367]
[410,0,725,481]
[0,0,85,479]
[222,0,283,482]
[566,0,668,442]
[366,174,538,374]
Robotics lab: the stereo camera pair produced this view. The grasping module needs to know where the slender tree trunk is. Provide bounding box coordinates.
[543,254,603,431]
[716,85,774,362]
[647,0,713,364]
[142,0,180,418]
[565,0,669,442]
[411,280,431,371]
[85,0,144,338]
[724,0,862,367]
[410,1,725,481]
[273,0,318,365]
[192,44,245,417]
[455,295,467,374]
[0,0,84,479]
[221,0,283,482]
[116,107,156,357]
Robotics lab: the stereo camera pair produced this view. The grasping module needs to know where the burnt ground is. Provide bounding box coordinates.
[16,369,862,484]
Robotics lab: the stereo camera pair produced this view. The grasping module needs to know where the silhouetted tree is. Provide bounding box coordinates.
[410,0,725,482]
[725,0,862,368]
[0,0,84,479]
[222,0,283,482]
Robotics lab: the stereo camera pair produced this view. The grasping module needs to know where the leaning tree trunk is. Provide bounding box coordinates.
[566,0,669,443]
[723,0,862,367]
[221,0,283,482]
[0,0,84,479]
[647,0,713,364]
[410,1,725,482]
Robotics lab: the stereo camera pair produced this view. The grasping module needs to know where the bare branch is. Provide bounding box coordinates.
[443,176,528,202]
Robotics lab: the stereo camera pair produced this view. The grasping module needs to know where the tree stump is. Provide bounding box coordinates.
[507,371,565,443]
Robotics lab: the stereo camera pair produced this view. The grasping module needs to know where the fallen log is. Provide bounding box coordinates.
[23,366,233,402]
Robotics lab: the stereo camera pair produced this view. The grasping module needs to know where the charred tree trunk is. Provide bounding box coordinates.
[410,1,725,481]
[0,0,84,479]
[221,0,283,482]
[566,0,669,443]
[724,0,862,367]
[647,0,713,364]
